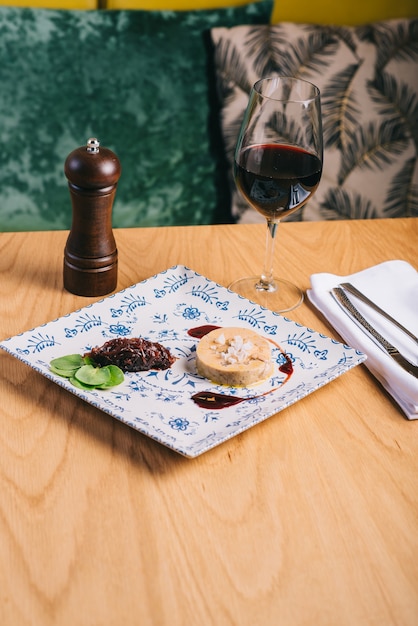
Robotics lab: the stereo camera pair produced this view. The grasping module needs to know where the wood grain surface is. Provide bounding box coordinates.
[0,219,417,626]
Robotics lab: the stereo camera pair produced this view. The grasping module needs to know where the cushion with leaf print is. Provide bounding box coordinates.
[211,19,418,222]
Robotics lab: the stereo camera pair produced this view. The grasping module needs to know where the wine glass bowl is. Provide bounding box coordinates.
[229,76,323,312]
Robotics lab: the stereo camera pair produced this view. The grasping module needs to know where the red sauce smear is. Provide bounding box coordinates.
[279,352,293,376]
[187,325,220,339]
[191,388,279,410]
[191,391,247,409]
[188,325,294,409]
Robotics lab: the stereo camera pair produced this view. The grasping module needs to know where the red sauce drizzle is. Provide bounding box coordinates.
[187,325,220,339]
[191,391,247,409]
[191,388,279,410]
[279,353,293,376]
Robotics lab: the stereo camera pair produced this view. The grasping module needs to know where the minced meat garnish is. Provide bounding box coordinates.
[86,337,176,373]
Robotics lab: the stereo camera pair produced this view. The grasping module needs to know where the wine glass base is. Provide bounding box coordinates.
[228,276,304,313]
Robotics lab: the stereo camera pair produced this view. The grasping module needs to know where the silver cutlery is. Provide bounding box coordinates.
[339,282,418,345]
[331,287,418,379]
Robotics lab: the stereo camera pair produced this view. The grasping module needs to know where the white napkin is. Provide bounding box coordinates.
[307,260,418,420]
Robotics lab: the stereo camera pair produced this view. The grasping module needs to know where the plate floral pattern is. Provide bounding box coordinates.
[0,266,366,457]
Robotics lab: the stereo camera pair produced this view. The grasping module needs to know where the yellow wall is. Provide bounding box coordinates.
[0,1,97,7]
[1,0,416,22]
[104,0,417,25]
[273,0,417,25]
[105,0,251,7]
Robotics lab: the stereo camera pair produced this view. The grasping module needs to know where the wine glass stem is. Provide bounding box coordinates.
[257,220,279,293]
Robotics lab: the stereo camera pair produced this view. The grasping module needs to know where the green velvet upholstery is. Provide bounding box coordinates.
[0,1,273,231]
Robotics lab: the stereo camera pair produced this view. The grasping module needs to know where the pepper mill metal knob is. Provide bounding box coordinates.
[63,138,121,296]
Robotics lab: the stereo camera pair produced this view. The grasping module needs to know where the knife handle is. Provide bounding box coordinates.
[333,288,393,349]
[331,287,418,379]
[339,282,418,345]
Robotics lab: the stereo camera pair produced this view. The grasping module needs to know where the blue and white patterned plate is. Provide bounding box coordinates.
[0,265,366,457]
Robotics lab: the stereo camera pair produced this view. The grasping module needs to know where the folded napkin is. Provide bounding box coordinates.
[307,260,418,420]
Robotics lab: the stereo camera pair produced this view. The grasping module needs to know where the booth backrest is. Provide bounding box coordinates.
[0,0,416,231]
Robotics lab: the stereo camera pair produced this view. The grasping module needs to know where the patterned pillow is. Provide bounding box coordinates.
[0,1,273,231]
[211,19,418,222]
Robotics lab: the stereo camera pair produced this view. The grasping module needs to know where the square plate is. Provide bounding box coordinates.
[0,265,366,457]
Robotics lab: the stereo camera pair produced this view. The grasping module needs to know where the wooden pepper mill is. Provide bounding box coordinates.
[63,138,121,296]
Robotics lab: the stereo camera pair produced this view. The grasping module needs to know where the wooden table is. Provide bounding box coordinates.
[1,219,417,626]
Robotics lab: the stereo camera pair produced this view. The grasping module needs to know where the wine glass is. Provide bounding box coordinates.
[229,76,323,313]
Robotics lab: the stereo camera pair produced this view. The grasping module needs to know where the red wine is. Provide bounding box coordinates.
[234,144,322,220]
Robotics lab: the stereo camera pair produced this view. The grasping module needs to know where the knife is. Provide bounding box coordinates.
[339,282,418,345]
[331,287,418,379]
